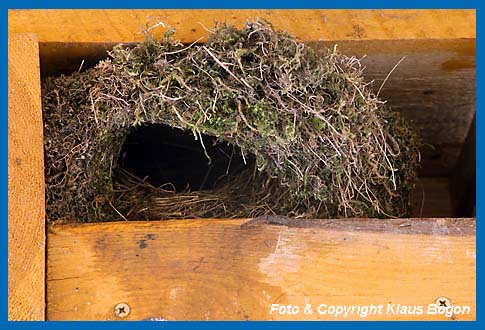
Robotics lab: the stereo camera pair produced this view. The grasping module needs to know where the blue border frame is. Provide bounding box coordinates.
[0,1,480,9]
[3,1,480,328]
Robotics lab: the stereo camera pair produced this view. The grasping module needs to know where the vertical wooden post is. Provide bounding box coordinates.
[8,33,45,320]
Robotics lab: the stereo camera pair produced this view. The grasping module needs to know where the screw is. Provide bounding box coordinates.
[435,296,452,308]
[114,302,130,318]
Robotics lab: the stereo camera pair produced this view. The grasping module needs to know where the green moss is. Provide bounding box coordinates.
[310,117,326,131]
[42,19,420,222]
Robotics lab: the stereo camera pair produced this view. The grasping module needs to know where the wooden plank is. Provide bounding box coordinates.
[411,177,453,218]
[351,39,475,176]
[47,218,475,320]
[8,9,476,43]
[8,33,45,320]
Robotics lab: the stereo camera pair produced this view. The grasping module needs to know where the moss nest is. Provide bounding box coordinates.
[42,20,420,223]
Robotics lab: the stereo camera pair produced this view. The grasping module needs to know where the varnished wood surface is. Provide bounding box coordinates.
[8,33,46,320]
[8,10,476,43]
[47,218,475,320]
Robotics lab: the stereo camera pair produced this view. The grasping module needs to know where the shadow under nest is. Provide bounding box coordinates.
[41,20,420,223]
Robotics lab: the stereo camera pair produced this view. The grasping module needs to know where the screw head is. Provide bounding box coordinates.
[114,302,130,318]
[435,296,452,308]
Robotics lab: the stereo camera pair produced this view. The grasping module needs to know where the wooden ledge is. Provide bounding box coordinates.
[9,10,476,43]
[47,218,476,320]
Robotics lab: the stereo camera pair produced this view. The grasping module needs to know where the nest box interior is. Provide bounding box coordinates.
[39,39,476,219]
[8,10,476,321]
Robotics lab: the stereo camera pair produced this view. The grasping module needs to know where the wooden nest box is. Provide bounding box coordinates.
[8,9,476,321]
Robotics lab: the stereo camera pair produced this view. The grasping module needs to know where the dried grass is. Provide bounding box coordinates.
[42,20,419,222]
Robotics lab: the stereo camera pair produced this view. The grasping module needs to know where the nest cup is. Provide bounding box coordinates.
[42,20,420,223]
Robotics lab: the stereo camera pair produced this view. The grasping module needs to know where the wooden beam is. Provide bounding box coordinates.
[8,33,45,320]
[47,218,475,320]
[8,9,476,43]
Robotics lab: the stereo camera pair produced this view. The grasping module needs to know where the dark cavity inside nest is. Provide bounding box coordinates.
[41,19,420,223]
[120,124,255,192]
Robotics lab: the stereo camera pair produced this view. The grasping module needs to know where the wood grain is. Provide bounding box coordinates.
[8,33,45,320]
[411,177,453,218]
[47,218,475,320]
[352,39,475,176]
[8,9,476,43]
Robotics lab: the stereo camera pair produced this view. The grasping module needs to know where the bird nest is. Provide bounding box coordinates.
[42,20,420,223]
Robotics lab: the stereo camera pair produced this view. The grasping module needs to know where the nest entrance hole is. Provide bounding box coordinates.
[118,124,255,193]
